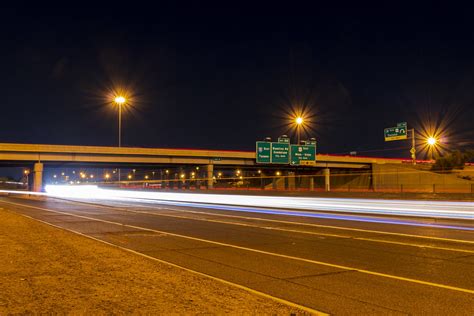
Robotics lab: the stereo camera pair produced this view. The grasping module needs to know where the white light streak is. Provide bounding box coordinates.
[38,185,474,220]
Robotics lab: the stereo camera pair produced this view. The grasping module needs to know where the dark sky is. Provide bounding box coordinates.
[1,4,474,157]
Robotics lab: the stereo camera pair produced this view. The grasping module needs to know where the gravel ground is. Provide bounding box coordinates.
[0,206,309,315]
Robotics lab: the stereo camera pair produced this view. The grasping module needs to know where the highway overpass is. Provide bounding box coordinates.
[0,142,410,191]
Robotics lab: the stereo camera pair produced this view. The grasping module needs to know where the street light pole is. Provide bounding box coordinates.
[118,103,122,182]
[297,125,300,144]
[114,96,126,182]
[118,103,122,148]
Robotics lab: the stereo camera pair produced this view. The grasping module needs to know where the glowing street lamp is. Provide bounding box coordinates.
[114,96,126,105]
[426,136,438,160]
[23,169,30,187]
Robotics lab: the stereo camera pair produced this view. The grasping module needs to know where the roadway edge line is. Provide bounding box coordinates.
[0,204,326,316]
[47,196,474,246]
[4,191,474,244]
[87,197,474,243]
[77,199,474,254]
[1,199,474,295]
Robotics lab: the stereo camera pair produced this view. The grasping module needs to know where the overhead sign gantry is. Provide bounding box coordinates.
[256,136,316,166]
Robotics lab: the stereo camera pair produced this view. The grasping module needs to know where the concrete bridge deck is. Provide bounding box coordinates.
[0,142,405,168]
[0,142,412,192]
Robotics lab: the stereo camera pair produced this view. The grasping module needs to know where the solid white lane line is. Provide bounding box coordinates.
[59,198,474,254]
[66,197,474,245]
[1,199,474,295]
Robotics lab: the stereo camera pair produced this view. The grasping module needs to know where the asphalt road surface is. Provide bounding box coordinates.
[0,194,473,315]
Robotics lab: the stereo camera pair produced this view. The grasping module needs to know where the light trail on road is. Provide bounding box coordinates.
[37,185,474,221]
[100,199,474,231]
[46,186,474,220]
[2,186,473,225]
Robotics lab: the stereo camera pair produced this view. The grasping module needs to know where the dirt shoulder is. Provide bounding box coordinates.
[0,207,308,315]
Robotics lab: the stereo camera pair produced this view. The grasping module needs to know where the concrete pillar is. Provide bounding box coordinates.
[272,177,277,190]
[370,164,377,191]
[324,168,330,192]
[206,164,214,189]
[309,177,314,191]
[33,162,44,192]
[287,171,295,190]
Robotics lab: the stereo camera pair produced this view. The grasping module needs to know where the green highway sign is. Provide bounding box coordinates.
[306,138,317,146]
[271,143,290,164]
[397,122,407,128]
[290,144,316,165]
[384,122,407,141]
[256,139,317,165]
[256,141,271,163]
[278,136,290,143]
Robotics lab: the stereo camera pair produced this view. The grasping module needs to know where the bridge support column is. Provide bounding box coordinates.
[309,177,314,191]
[324,168,330,192]
[33,162,43,192]
[206,164,214,189]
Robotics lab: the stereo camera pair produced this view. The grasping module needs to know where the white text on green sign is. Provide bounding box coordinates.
[271,143,290,164]
[384,125,407,141]
[290,145,316,165]
[256,142,271,163]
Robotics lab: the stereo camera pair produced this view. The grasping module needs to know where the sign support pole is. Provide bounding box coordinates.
[410,128,416,165]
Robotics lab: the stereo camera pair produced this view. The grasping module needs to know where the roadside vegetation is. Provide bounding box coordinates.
[431,150,474,177]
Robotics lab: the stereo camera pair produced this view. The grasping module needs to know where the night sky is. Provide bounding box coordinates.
[1,4,474,158]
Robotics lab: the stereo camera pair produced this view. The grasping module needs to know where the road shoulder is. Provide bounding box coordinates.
[0,206,311,315]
